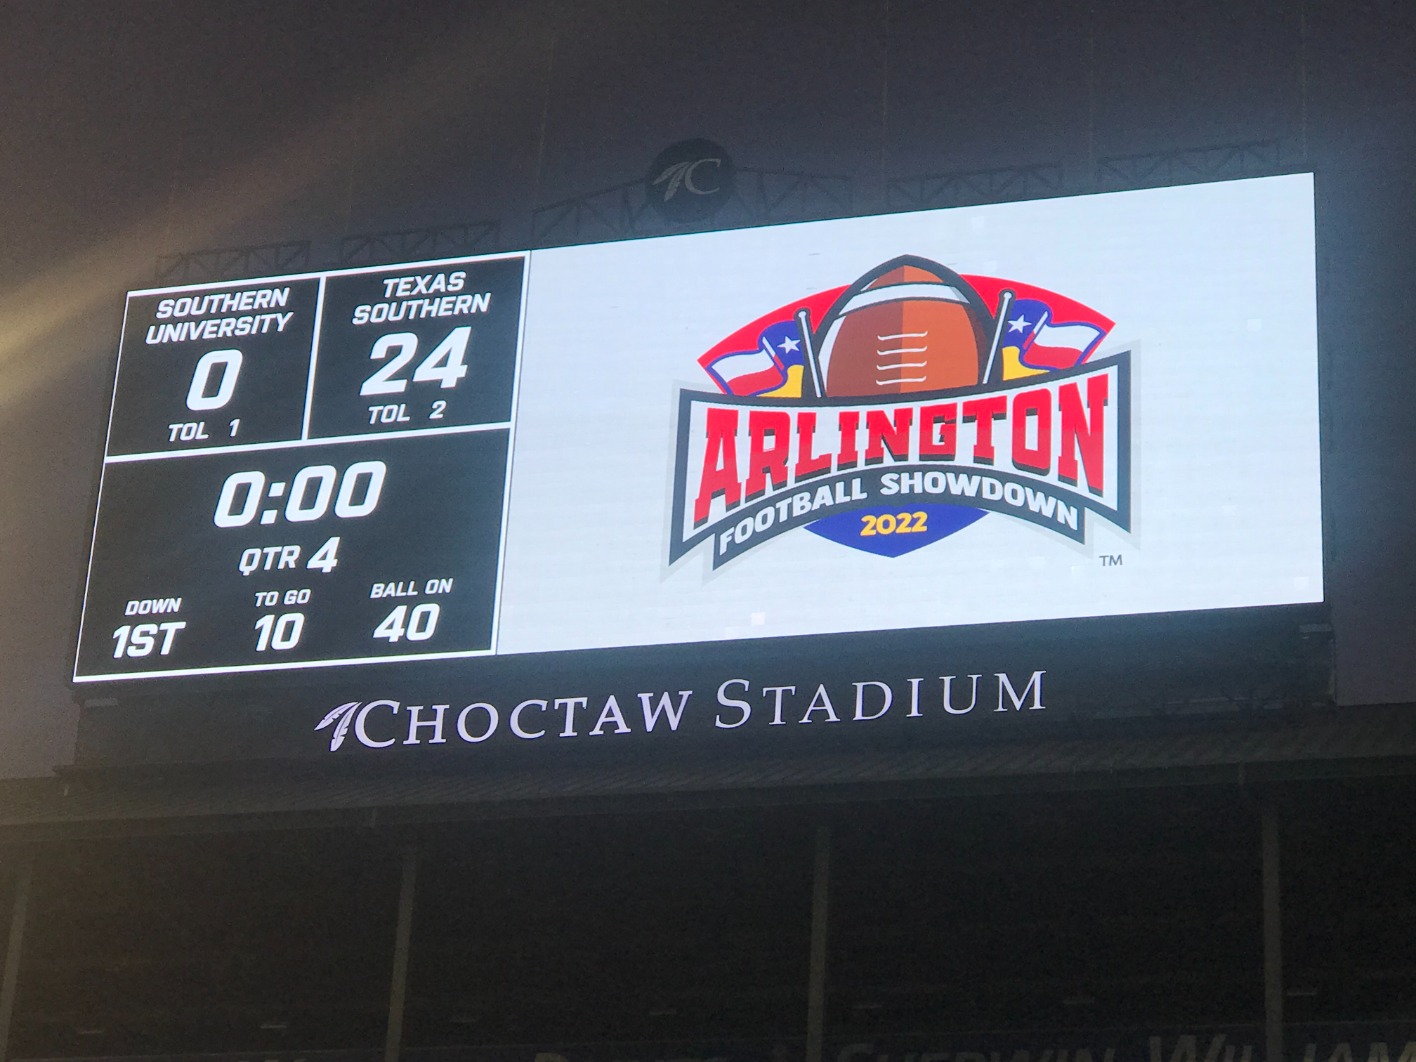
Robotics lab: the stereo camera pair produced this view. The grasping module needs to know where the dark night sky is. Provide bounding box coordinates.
[0,0,1413,777]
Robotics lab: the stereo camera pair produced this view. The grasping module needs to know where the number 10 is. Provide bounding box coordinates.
[254,612,304,651]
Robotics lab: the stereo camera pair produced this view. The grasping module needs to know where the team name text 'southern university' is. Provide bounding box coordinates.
[145,287,294,345]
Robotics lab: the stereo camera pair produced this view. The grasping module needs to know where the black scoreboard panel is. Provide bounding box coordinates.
[76,255,526,680]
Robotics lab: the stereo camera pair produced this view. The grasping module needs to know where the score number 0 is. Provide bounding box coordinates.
[177,348,245,438]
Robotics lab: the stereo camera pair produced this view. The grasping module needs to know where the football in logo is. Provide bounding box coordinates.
[815,256,993,397]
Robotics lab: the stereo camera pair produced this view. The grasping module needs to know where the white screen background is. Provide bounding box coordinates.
[495,174,1322,654]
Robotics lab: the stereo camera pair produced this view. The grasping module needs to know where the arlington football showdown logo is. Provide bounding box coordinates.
[668,256,1132,568]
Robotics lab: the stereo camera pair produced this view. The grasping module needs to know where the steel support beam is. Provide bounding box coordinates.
[385,846,418,1062]
[1262,796,1284,1062]
[806,824,831,1062]
[0,858,34,1062]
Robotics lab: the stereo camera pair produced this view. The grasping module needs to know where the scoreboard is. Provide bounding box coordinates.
[79,257,527,679]
[74,175,1325,684]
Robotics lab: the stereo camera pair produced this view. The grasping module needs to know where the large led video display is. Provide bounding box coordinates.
[74,174,1321,682]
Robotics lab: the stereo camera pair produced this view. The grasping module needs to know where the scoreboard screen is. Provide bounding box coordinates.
[74,175,1323,682]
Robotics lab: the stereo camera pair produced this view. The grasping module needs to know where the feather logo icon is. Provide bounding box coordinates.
[651,157,723,201]
[316,702,361,751]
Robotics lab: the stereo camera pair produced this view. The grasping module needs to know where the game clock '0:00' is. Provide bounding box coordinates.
[211,461,387,528]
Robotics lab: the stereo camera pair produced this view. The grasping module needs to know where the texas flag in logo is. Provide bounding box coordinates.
[965,276,1112,377]
[699,320,810,397]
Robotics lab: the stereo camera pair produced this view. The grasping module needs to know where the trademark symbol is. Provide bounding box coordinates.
[1101,554,1123,567]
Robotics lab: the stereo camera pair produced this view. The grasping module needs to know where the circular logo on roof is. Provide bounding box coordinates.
[645,139,735,224]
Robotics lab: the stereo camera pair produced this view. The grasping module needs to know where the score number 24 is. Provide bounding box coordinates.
[360,325,470,399]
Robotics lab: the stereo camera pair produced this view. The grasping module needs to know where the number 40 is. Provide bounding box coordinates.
[373,603,440,643]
